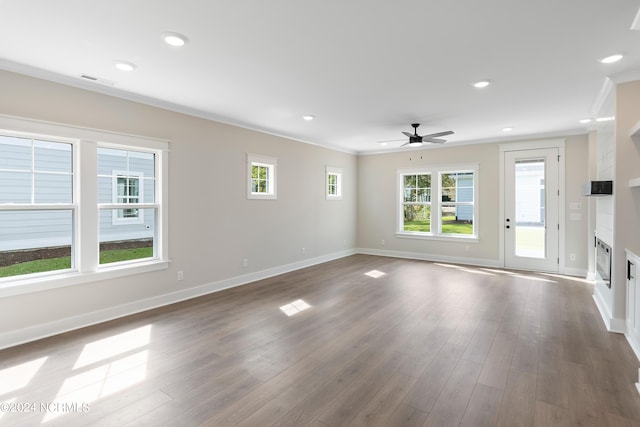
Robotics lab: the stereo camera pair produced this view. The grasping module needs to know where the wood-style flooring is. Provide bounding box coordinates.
[1,255,640,426]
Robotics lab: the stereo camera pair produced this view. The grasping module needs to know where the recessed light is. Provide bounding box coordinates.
[596,116,615,122]
[502,127,513,132]
[600,54,623,64]
[163,32,189,47]
[579,118,592,124]
[114,61,136,71]
[377,142,388,146]
[473,80,491,88]
[303,115,315,121]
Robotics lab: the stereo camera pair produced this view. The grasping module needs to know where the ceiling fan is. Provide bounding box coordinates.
[401,123,454,147]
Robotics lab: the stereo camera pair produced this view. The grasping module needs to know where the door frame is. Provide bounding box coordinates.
[499,139,566,272]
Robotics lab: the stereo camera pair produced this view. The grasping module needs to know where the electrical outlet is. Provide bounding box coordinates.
[243,258,249,267]
[570,253,576,261]
[177,270,184,281]
[301,247,306,254]
[380,239,385,245]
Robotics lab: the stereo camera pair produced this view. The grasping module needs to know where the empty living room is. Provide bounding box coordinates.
[1,1,640,426]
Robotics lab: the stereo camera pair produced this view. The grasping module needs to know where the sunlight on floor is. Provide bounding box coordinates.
[541,272,594,284]
[365,270,386,278]
[434,263,496,276]
[280,299,311,316]
[73,324,152,369]
[480,268,557,283]
[41,324,153,423]
[0,356,47,395]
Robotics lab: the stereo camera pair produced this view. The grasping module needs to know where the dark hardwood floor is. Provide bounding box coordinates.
[2,255,640,426]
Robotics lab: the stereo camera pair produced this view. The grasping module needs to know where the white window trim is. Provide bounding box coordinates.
[396,164,479,242]
[0,114,169,298]
[326,165,343,200]
[111,170,144,225]
[247,153,277,200]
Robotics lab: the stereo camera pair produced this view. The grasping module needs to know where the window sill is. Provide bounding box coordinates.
[395,232,479,243]
[0,260,170,298]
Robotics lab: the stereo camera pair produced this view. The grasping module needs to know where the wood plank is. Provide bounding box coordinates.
[460,384,504,427]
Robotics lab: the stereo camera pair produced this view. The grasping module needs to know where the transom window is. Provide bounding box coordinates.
[397,165,478,239]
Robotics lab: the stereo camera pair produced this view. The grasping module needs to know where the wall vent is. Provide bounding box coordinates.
[79,74,116,86]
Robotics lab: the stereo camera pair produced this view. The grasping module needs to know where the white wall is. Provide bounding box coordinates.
[0,70,357,345]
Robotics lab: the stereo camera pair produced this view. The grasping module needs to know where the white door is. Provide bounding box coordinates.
[504,148,559,272]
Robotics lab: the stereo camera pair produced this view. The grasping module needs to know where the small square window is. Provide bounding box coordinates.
[247,154,277,200]
[326,166,343,200]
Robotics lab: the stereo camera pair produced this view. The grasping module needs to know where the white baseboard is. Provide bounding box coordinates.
[0,249,356,350]
[356,248,501,268]
[593,288,625,333]
[561,267,589,278]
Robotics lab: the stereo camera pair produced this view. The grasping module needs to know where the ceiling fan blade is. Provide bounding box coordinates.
[421,130,454,138]
[378,138,406,143]
[401,131,413,138]
[424,138,447,144]
[400,141,410,146]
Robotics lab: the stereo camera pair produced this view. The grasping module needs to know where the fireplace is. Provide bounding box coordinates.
[596,238,612,288]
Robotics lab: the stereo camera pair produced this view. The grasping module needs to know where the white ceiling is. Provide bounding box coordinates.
[1,0,639,154]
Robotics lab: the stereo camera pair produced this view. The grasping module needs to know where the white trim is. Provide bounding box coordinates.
[0,113,168,150]
[0,260,170,298]
[357,247,500,268]
[593,287,626,333]
[246,153,277,200]
[499,138,566,153]
[590,78,614,118]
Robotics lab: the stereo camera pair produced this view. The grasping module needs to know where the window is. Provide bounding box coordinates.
[402,173,431,232]
[0,115,168,294]
[98,148,157,265]
[0,135,74,278]
[326,166,343,200]
[440,172,474,236]
[247,154,277,199]
[398,165,478,239]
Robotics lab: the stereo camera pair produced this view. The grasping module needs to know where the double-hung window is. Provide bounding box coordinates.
[0,115,169,294]
[398,164,478,239]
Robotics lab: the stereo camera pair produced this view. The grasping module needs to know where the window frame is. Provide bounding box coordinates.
[247,153,277,200]
[326,166,343,200]
[397,164,479,241]
[0,114,169,298]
